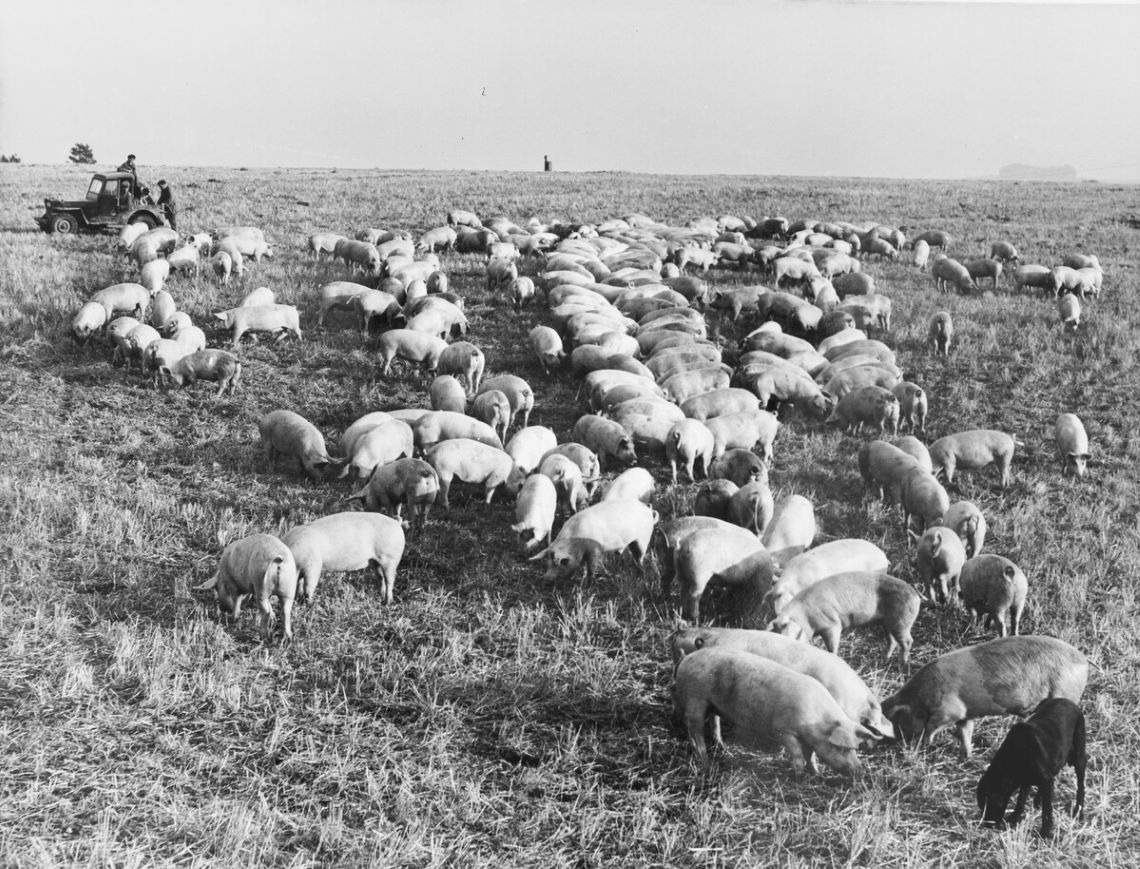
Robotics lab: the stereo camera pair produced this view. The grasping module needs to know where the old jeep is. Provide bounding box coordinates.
[36,171,168,234]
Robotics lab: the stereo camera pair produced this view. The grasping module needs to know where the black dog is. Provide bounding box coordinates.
[976,698,1087,839]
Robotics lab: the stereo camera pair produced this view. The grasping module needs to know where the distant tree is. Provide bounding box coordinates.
[68,143,96,164]
[0,154,20,163]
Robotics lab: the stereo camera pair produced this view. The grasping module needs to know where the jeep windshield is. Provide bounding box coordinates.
[86,177,102,200]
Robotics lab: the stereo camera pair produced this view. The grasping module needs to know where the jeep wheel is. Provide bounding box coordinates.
[51,214,77,234]
[130,213,157,231]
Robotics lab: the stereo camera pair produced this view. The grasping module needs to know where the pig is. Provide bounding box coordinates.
[661,368,732,405]
[471,389,512,443]
[349,457,439,530]
[743,368,833,419]
[915,525,967,604]
[891,382,928,433]
[141,337,188,387]
[529,325,567,374]
[215,305,302,347]
[572,414,637,471]
[339,412,395,458]
[72,301,110,344]
[976,698,1087,840]
[511,474,558,551]
[124,323,161,373]
[528,500,658,582]
[693,479,738,521]
[858,440,923,503]
[928,311,953,356]
[106,316,141,365]
[259,410,349,482]
[708,448,768,488]
[762,539,890,617]
[437,342,485,394]
[141,260,171,295]
[912,239,931,270]
[353,290,405,333]
[989,241,1020,265]
[929,430,1018,488]
[239,286,276,308]
[901,468,951,539]
[1013,264,1054,294]
[679,388,761,423]
[675,525,774,624]
[704,410,780,465]
[92,283,150,320]
[1058,293,1081,331]
[941,500,987,557]
[201,533,298,641]
[283,512,405,605]
[1054,413,1090,478]
[822,364,900,400]
[601,467,655,503]
[349,418,416,482]
[169,350,242,397]
[769,572,922,668]
[827,386,900,435]
[505,426,558,475]
[672,648,880,776]
[652,516,735,596]
[665,418,716,483]
[896,436,933,472]
[430,375,468,413]
[881,635,1088,758]
[477,375,534,430]
[728,480,774,535]
[376,329,448,379]
[424,438,524,508]
[317,281,368,327]
[957,555,1028,637]
[510,277,536,310]
[541,443,602,497]
[668,627,894,738]
[212,251,236,285]
[761,494,816,567]
[536,453,591,514]
[413,411,502,450]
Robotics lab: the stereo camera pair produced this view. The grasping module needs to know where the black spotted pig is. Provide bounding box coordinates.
[881,636,1088,757]
[976,698,1087,840]
[708,448,768,488]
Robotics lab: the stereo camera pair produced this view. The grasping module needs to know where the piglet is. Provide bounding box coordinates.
[977,698,1087,840]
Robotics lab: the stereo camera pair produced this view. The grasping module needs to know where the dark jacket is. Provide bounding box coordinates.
[158,186,176,211]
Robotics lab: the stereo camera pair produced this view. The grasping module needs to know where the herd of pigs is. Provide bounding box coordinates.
[66,210,1099,839]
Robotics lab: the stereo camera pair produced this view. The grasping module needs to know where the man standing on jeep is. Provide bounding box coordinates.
[117,154,139,196]
[157,180,177,230]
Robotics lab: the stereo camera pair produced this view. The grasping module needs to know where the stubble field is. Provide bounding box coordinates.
[1,164,1139,868]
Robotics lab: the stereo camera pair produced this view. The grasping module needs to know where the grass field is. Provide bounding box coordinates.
[2,164,1139,868]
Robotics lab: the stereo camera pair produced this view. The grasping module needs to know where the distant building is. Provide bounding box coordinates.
[999,163,1077,182]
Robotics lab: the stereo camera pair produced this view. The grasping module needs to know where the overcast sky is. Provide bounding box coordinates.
[2,0,1138,180]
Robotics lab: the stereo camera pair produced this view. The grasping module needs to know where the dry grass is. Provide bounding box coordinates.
[1,163,1139,866]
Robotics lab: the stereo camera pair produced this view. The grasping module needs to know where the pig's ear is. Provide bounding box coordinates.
[856,722,887,743]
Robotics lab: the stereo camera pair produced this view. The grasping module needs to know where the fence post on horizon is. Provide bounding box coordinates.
[543,155,552,172]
